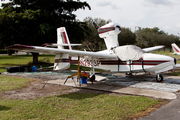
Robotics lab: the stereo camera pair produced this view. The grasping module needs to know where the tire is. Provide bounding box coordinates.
[126,73,132,75]
[156,74,163,82]
[90,74,95,84]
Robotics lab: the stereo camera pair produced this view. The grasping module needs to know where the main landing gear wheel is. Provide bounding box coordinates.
[126,73,132,75]
[89,74,95,84]
[156,74,163,83]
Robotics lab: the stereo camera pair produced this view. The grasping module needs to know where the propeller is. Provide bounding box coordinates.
[92,20,99,29]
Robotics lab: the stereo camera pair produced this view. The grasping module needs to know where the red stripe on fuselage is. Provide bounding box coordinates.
[55,59,69,63]
[67,57,169,66]
[98,27,115,34]
[100,60,168,65]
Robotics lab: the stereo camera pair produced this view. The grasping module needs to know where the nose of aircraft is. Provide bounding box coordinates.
[143,53,176,66]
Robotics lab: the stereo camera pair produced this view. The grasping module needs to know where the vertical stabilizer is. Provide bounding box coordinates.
[57,27,72,50]
[54,27,71,70]
[171,43,180,55]
[97,22,121,50]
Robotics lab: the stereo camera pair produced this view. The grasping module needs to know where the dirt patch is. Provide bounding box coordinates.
[0,76,109,100]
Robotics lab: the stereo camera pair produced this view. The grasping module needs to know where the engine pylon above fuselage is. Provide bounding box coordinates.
[98,22,121,50]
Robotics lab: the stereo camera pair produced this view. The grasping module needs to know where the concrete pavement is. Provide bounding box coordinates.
[139,92,180,120]
[47,76,177,100]
[3,71,180,100]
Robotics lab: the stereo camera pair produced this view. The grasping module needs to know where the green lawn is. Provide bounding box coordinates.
[0,74,166,120]
[0,54,55,72]
[0,75,33,91]
[0,92,165,120]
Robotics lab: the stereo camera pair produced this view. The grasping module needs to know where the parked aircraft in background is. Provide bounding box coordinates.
[171,43,180,55]
[6,22,176,83]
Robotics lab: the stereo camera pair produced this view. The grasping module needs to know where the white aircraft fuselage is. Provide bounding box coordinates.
[66,52,176,74]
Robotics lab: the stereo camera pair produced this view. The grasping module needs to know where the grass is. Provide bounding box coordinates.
[0,93,165,120]
[0,74,167,119]
[0,75,33,91]
[0,54,55,72]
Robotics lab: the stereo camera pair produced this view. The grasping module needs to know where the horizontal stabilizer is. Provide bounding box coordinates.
[41,43,81,47]
[49,44,82,47]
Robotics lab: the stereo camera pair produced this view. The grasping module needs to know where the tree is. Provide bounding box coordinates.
[118,27,136,46]
[0,7,43,48]
[0,0,91,49]
[135,27,166,48]
[83,17,112,51]
[135,26,180,51]
[0,0,90,65]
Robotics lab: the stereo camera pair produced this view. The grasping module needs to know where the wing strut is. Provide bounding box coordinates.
[64,56,90,87]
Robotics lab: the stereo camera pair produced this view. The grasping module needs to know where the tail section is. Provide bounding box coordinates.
[54,27,71,70]
[54,53,70,70]
[97,22,121,50]
[57,27,71,50]
[171,43,180,55]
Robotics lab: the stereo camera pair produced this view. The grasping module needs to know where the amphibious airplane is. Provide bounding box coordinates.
[6,22,176,83]
[171,43,180,55]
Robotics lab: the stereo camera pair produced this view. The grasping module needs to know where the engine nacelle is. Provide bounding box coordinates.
[98,22,121,50]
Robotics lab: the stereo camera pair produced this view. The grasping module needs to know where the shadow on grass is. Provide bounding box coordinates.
[0,105,11,111]
[0,64,27,70]
[0,64,30,72]
[57,93,103,100]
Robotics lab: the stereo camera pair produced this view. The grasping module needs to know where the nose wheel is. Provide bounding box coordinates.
[155,74,163,83]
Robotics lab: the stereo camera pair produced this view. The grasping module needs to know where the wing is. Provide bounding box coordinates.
[6,44,117,59]
[143,45,164,52]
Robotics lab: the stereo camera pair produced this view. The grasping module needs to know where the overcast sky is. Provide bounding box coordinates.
[75,0,180,36]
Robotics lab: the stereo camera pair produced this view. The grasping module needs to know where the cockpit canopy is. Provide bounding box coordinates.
[113,45,146,61]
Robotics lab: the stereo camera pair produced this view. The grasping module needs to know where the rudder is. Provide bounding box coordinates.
[171,43,180,54]
[54,27,71,70]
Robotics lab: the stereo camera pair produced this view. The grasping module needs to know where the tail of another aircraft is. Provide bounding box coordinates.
[54,27,71,70]
[171,43,180,55]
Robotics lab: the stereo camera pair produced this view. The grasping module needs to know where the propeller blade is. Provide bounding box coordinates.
[92,21,99,29]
